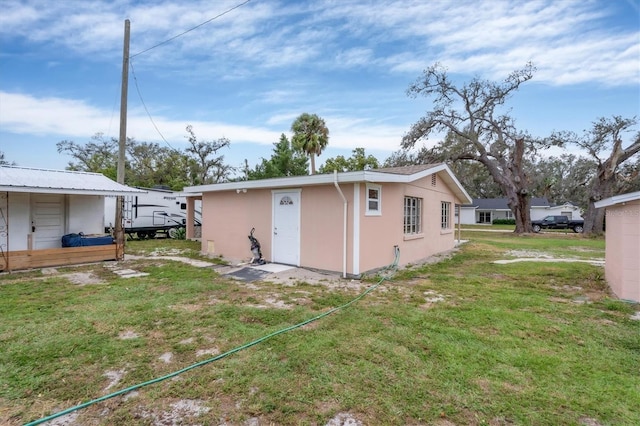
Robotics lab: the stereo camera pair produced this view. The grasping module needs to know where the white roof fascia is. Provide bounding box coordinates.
[354,166,468,200]
[184,164,473,204]
[0,186,146,196]
[184,172,348,193]
[594,191,640,208]
[0,166,146,195]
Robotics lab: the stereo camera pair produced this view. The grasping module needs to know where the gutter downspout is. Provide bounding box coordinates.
[333,170,347,278]
[457,203,461,244]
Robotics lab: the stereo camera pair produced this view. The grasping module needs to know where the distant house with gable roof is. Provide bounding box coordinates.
[459,197,583,225]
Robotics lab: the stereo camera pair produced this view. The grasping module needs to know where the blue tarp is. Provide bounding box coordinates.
[62,233,114,247]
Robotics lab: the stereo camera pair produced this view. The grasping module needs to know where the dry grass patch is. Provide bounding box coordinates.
[3,233,639,426]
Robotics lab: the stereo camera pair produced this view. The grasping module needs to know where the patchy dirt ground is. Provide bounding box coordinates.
[493,249,605,266]
[11,244,629,426]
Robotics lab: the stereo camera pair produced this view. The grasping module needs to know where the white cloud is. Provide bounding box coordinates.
[3,0,636,173]
[1,0,637,86]
[0,91,408,153]
[323,115,406,151]
[0,91,273,144]
[335,48,374,67]
[266,112,299,126]
[0,92,112,136]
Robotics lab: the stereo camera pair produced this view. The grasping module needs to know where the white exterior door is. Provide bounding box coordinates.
[31,194,65,249]
[272,190,300,266]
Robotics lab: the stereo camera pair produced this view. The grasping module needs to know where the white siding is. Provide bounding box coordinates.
[530,205,583,221]
[8,192,30,250]
[6,193,106,252]
[68,195,105,234]
[459,207,476,224]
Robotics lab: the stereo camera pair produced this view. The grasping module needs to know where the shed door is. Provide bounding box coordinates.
[272,191,300,266]
[31,194,65,249]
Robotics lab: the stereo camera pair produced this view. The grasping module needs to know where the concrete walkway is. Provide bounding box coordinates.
[122,254,345,285]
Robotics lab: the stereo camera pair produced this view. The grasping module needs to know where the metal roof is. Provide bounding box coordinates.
[0,166,146,196]
[594,191,640,209]
[184,163,472,204]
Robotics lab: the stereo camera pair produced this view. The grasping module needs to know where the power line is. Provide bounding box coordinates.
[129,59,177,151]
[126,1,254,152]
[130,0,253,59]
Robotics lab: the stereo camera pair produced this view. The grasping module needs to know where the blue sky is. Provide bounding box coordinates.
[1,0,639,174]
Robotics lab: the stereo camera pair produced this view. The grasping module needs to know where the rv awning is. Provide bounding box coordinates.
[0,166,146,196]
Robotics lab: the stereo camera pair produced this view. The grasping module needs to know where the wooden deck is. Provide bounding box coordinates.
[1,244,121,271]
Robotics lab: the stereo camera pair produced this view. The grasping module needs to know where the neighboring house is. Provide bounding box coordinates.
[0,166,145,271]
[531,201,583,221]
[183,164,472,277]
[460,198,582,224]
[594,191,640,303]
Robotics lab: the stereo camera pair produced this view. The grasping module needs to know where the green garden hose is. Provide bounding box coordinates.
[24,247,400,426]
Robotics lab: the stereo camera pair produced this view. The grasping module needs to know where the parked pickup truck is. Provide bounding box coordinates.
[531,215,584,233]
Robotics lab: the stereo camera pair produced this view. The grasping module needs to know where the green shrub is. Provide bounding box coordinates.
[169,227,187,239]
[492,218,516,225]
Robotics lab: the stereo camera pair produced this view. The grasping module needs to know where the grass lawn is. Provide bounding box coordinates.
[460,224,586,235]
[1,236,638,425]
[460,224,516,231]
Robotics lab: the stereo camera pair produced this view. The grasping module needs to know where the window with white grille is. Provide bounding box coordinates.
[404,197,422,234]
[441,201,451,229]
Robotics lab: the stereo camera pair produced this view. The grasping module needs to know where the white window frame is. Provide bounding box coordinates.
[365,184,382,216]
[441,201,451,230]
[404,196,422,235]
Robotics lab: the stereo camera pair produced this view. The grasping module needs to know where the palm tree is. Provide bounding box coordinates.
[291,113,329,174]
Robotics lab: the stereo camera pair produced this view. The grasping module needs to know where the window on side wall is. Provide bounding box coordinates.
[441,201,451,229]
[366,184,381,216]
[478,211,491,224]
[404,196,422,234]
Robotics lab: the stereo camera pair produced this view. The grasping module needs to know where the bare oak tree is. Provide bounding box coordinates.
[185,125,232,184]
[550,116,640,234]
[0,151,15,166]
[56,133,119,179]
[402,63,537,233]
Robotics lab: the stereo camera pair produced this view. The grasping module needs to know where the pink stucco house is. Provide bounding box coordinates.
[183,164,471,277]
[594,191,640,302]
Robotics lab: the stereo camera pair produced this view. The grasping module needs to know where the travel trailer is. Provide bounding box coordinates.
[104,188,201,239]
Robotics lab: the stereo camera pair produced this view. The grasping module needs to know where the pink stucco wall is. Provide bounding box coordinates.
[200,189,273,262]
[299,184,353,272]
[199,172,460,275]
[200,185,353,270]
[359,173,457,272]
[604,200,640,302]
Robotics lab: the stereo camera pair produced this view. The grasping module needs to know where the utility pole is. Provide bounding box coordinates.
[115,19,130,260]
